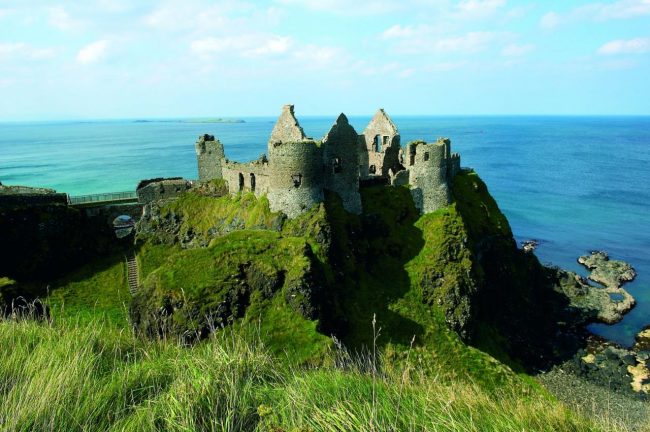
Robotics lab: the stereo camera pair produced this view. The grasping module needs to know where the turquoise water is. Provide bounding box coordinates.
[1,116,649,346]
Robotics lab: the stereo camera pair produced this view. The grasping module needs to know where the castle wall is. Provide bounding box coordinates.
[0,185,68,208]
[222,159,270,197]
[136,178,192,205]
[195,134,225,181]
[361,109,402,178]
[267,140,324,218]
[322,114,362,214]
[408,139,452,214]
[192,106,464,219]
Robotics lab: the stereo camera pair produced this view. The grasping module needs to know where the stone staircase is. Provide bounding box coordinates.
[126,252,139,296]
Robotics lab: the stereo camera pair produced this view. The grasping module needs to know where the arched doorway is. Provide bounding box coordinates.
[112,215,135,239]
[250,173,256,192]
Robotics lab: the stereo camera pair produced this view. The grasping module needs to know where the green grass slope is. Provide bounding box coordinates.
[0,317,622,432]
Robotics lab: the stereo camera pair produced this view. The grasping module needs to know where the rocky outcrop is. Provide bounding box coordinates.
[572,333,650,395]
[137,189,286,248]
[129,232,323,342]
[578,251,636,287]
[553,268,635,324]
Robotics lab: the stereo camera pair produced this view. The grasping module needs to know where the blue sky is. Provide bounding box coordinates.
[0,0,649,119]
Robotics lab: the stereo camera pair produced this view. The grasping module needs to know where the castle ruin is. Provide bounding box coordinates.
[195,105,461,218]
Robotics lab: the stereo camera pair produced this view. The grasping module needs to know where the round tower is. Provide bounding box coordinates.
[408,139,451,214]
[267,140,324,218]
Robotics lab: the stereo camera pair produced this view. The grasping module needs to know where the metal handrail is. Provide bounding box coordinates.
[68,191,137,205]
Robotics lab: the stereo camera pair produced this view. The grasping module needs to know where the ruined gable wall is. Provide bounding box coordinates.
[269,105,307,144]
[322,114,362,214]
[361,109,402,178]
[267,141,324,218]
[408,139,451,214]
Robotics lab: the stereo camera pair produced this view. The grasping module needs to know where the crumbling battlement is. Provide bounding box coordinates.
[195,105,463,218]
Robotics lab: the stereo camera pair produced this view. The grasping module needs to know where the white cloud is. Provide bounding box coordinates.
[144,1,255,32]
[383,26,503,54]
[293,45,341,65]
[245,35,292,57]
[456,0,507,19]
[579,0,650,20]
[48,6,84,31]
[598,37,650,54]
[0,43,57,61]
[501,43,535,56]
[434,32,498,52]
[381,24,421,39]
[0,43,23,59]
[76,40,110,65]
[540,11,561,29]
[540,0,650,29]
[275,0,400,15]
[191,34,294,59]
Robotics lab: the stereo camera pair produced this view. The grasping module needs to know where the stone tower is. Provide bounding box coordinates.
[407,138,454,214]
[361,109,402,178]
[195,134,225,181]
[322,113,362,214]
[267,105,324,218]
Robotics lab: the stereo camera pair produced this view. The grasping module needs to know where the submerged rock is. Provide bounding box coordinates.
[521,239,539,253]
[578,251,636,288]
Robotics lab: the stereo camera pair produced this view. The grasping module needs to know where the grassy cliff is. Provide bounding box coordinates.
[0,172,634,430]
[128,171,562,385]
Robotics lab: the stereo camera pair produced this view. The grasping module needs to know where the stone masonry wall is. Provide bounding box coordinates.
[0,185,68,208]
[322,114,362,214]
[267,140,323,218]
[222,158,270,197]
[408,139,452,214]
[361,109,402,178]
[195,134,225,181]
[192,106,464,219]
[137,179,192,205]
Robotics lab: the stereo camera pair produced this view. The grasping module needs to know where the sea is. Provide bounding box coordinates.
[1,116,649,347]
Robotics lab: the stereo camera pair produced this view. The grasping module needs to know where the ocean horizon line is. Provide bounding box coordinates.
[2,113,650,124]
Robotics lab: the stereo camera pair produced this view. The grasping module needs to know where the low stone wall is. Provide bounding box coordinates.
[0,185,68,208]
[136,179,192,205]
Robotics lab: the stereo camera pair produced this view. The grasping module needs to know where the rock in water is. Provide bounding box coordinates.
[521,239,539,253]
[553,250,637,324]
[553,269,635,324]
[578,251,636,288]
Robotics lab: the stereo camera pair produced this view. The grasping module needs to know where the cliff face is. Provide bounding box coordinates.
[130,172,571,365]
[0,200,124,294]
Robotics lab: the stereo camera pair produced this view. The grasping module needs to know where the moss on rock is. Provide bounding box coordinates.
[130,230,330,361]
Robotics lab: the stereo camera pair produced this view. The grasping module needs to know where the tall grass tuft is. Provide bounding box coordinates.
[0,312,638,432]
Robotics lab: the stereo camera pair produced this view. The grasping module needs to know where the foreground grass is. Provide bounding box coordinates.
[46,254,130,327]
[0,317,631,432]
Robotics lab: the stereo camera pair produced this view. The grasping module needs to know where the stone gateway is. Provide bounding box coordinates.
[195,105,461,218]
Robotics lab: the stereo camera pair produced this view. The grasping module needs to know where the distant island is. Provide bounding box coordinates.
[133,118,245,124]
